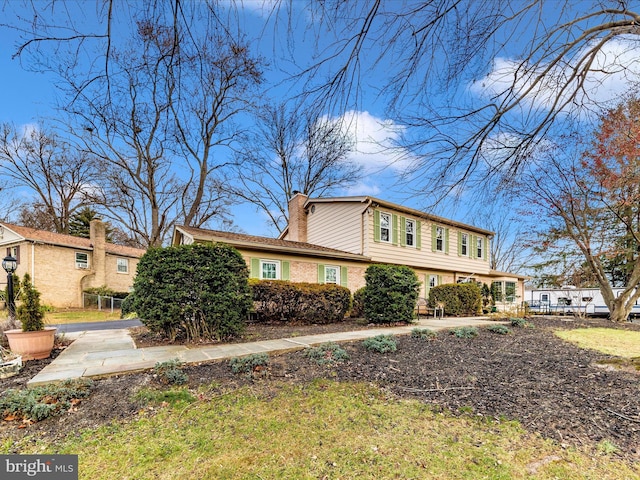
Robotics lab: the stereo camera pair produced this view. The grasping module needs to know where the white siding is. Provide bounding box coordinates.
[306,202,364,254]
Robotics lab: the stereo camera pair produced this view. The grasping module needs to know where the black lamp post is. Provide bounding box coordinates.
[2,255,17,321]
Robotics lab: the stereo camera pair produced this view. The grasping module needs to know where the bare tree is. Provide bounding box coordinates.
[0,123,96,234]
[229,102,358,233]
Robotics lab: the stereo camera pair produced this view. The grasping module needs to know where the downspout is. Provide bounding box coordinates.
[31,241,35,281]
[360,198,374,256]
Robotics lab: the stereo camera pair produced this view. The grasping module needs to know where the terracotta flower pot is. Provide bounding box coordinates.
[4,327,57,361]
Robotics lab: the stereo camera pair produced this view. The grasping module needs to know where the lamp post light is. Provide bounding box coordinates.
[2,255,17,321]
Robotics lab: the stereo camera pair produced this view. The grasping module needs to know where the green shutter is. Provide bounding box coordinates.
[340,267,348,287]
[373,210,380,242]
[250,258,260,279]
[437,275,442,286]
[431,225,437,252]
[483,238,488,261]
[416,221,422,249]
[392,214,399,245]
[318,264,325,284]
[457,232,462,256]
[424,274,429,298]
[445,228,450,254]
[400,216,406,246]
[282,261,290,281]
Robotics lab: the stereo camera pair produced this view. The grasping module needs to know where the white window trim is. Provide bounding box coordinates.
[116,257,129,274]
[405,218,416,247]
[260,259,281,280]
[461,233,468,256]
[325,265,339,284]
[429,274,438,288]
[476,237,484,259]
[435,226,444,252]
[379,212,391,243]
[75,252,89,269]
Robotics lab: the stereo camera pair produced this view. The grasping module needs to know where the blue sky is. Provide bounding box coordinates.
[1,1,640,239]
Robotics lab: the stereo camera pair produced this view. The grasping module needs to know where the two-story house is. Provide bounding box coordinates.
[173,193,525,307]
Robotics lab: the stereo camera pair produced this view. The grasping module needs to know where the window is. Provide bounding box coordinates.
[491,281,503,301]
[460,233,468,256]
[476,237,484,259]
[505,281,516,302]
[435,226,444,252]
[260,260,280,280]
[429,275,438,288]
[541,293,549,304]
[116,258,129,274]
[380,212,391,243]
[325,266,339,284]
[75,252,89,269]
[558,297,571,306]
[582,296,593,303]
[405,219,415,247]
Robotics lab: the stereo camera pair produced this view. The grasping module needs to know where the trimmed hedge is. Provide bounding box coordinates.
[350,287,365,318]
[428,283,482,316]
[250,280,351,324]
[363,264,420,324]
[130,243,252,341]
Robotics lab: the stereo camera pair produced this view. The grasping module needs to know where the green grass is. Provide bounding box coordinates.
[4,381,638,479]
[555,328,640,358]
[43,309,124,325]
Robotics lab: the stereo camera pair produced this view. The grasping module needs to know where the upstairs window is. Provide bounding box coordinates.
[380,212,391,243]
[75,252,89,269]
[435,226,444,252]
[405,219,415,247]
[476,237,484,259]
[460,233,468,256]
[116,258,129,274]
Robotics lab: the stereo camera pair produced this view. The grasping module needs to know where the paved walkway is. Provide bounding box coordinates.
[28,317,497,387]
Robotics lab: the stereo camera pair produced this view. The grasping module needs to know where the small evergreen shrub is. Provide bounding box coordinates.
[363,334,398,353]
[363,264,420,324]
[230,353,269,374]
[17,274,45,332]
[131,243,252,341]
[350,287,366,318]
[411,328,437,340]
[487,324,510,335]
[450,326,479,338]
[154,359,188,385]
[428,283,482,316]
[120,294,136,318]
[304,342,350,365]
[0,379,93,422]
[510,317,531,328]
[250,280,351,324]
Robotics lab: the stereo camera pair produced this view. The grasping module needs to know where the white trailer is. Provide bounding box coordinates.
[527,286,640,317]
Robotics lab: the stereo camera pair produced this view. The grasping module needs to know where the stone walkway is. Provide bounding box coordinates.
[28,317,498,387]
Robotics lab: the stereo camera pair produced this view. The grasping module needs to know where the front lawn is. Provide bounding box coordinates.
[6,381,638,480]
[555,327,640,358]
[44,309,123,324]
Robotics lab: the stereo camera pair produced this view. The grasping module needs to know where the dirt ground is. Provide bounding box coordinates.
[2,316,640,462]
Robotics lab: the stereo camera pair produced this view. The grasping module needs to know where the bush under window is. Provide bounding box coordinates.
[428,283,482,316]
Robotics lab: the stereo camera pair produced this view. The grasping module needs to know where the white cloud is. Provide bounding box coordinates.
[470,37,640,112]
[344,180,382,196]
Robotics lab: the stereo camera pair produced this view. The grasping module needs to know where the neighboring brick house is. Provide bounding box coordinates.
[0,220,145,308]
[173,193,526,308]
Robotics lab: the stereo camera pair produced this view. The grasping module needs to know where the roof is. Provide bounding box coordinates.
[174,225,370,262]
[1,223,146,258]
[305,196,495,236]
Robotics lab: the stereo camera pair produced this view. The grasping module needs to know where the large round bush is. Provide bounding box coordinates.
[131,243,252,341]
[363,264,420,324]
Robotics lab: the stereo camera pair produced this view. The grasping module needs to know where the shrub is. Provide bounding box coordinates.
[510,317,531,328]
[17,274,45,332]
[230,353,269,374]
[304,342,350,365]
[411,328,437,340]
[350,287,366,318]
[487,324,510,335]
[154,359,188,385]
[363,334,398,353]
[363,264,420,324]
[250,280,351,324]
[450,326,479,338]
[131,243,252,341]
[83,286,129,299]
[120,294,136,318]
[428,283,482,316]
[0,379,93,422]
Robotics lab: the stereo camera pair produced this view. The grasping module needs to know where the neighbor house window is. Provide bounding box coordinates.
[75,252,89,269]
[325,265,339,284]
[541,293,550,304]
[116,258,129,274]
[380,212,391,243]
[405,219,415,247]
[435,226,444,252]
[260,260,280,280]
[476,237,484,259]
[460,233,468,256]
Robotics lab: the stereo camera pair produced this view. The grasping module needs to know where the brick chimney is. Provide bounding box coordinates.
[287,192,308,242]
[90,219,107,286]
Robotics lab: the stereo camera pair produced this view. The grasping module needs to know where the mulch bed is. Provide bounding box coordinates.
[2,316,640,462]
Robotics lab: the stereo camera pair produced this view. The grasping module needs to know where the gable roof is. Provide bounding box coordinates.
[0,223,146,258]
[174,225,370,262]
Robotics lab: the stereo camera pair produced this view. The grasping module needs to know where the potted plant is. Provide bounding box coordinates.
[4,274,56,360]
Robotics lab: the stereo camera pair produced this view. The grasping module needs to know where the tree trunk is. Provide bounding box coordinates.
[608,299,632,323]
